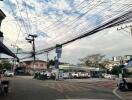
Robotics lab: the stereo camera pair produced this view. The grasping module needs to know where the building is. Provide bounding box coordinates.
[19,60,47,75]
[0,9,5,42]
[0,9,19,61]
[105,55,132,71]
[57,65,106,77]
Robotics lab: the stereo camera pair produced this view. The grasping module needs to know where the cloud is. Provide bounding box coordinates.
[22,1,35,11]
[3,0,17,16]
[86,14,103,25]
[1,0,132,63]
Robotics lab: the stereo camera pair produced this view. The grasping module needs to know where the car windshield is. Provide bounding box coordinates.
[0,0,132,100]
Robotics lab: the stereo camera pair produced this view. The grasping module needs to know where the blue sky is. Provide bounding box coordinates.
[0,0,132,64]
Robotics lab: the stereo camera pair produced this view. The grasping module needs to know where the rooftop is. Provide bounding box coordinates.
[0,9,6,19]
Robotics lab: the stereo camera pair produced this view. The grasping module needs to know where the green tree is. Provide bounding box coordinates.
[110,66,122,75]
[0,63,4,70]
[79,53,106,68]
[0,59,12,70]
[47,59,55,68]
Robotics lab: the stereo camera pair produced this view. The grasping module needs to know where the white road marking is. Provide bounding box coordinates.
[113,87,126,100]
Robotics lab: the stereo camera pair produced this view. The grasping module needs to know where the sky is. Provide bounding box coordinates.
[0,0,132,64]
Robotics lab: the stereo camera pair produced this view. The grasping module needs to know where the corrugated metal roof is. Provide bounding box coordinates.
[0,40,19,61]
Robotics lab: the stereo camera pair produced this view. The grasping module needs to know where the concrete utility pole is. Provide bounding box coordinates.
[26,34,37,74]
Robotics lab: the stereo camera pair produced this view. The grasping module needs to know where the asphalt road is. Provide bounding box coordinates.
[0,77,121,100]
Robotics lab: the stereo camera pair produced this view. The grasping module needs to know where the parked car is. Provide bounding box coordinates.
[44,71,51,79]
[4,71,14,77]
[72,72,79,78]
[103,74,112,79]
[63,72,69,79]
[78,72,91,78]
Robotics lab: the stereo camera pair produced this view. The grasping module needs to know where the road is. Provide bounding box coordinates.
[0,77,121,100]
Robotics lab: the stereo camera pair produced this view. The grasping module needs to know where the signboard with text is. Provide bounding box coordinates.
[56,44,62,58]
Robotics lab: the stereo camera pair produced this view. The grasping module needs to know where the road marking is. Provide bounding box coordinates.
[113,87,126,100]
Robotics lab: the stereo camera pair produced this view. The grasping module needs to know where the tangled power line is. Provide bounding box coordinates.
[3,0,132,60]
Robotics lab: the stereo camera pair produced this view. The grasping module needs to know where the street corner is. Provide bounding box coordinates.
[114,88,132,100]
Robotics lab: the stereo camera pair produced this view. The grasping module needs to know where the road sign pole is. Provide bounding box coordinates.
[55,44,62,80]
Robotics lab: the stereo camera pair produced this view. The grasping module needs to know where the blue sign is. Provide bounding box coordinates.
[56,44,62,53]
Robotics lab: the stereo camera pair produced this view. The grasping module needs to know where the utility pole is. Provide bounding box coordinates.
[46,51,49,68]
[117,25,132,65]
[11,44,21,71]
[25,34,37,75]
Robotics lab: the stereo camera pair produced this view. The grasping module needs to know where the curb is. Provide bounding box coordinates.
[113,87,126,100]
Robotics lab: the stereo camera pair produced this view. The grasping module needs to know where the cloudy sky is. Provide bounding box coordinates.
[0,0,132,64]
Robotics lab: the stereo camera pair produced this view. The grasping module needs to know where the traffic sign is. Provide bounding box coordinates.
[56,44,62,53]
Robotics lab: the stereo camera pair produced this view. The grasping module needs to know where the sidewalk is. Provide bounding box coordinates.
[116,89,132,100]
[114,78,132,100]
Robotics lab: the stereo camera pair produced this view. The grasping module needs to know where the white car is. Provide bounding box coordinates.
[4,71,14,77]
[63,73,69,79]
[78,72,91,78]
[103,74,112,79]
[72,72,79,78]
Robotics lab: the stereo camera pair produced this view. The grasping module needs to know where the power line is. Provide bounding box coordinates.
[49,0,131,40]
[7,0,24,45]
[35,0,95,49]
[33,1,132,50]
[46,0,129,45]
[35,8,132,55]
[21,6,132,59]
[5,0,132,59]
[44,0,128,34]
[15,0,30,34]
[22,0,32,34]
[42,0,100,33]
[38,0,106,46]
[38,0,91,32]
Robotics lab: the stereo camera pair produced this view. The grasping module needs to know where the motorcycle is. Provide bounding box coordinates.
[0,80,9,95]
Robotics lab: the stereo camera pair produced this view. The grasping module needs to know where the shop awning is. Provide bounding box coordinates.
[0,41,19,61]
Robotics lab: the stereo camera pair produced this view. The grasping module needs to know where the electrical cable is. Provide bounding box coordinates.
[35,8,132,55]
[38,0,91,31]
[7,0,24,45]
[42,0,130,47]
